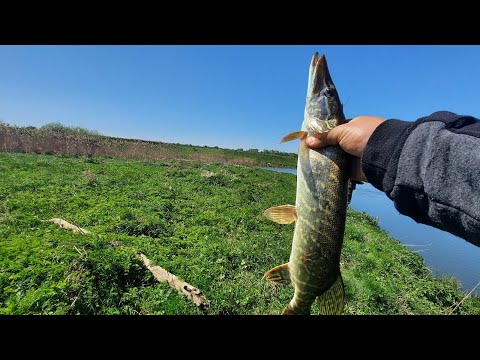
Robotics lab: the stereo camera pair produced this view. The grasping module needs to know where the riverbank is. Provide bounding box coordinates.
[1,153,478,314]
[260,167,480,296]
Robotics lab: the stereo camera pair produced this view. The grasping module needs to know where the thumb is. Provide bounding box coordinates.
[306,123,346,149]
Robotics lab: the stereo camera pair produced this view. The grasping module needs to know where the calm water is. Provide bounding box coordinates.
[259,167,480,295]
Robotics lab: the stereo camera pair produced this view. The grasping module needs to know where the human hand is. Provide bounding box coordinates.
[305,116,385,182]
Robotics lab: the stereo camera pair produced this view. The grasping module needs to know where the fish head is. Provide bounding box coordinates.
[302,53,345,134]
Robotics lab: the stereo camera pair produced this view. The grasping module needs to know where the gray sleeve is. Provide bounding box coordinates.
[361,111,480,247]
[392,121,480,246]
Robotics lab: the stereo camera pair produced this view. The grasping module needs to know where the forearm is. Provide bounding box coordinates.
[361,111,480,247]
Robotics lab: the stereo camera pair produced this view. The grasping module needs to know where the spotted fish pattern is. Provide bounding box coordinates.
[263,53,349,315]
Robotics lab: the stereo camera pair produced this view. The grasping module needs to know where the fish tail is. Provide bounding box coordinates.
[281,291,315,315]
[281,305,300,315]
[315,273,345,315]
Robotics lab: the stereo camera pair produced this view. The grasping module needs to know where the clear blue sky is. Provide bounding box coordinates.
[1,45,479,153]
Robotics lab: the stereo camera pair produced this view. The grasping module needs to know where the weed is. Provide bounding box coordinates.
[0,153,478,314]
[82,169,97,186]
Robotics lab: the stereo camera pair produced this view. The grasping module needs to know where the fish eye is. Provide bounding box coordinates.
[325,88,334,97]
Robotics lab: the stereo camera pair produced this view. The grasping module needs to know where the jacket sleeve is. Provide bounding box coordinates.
[360,111,480,247]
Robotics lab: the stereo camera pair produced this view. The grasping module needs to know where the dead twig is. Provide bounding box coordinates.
[139,253,208,310]
[45,218,90,235]
[45,217,208,310]
[449,280,480,315]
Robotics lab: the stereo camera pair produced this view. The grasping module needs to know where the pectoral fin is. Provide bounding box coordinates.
[280,131,308,143]
[315,273,345,315]
[265,263,291,285]
[263,205,297,224]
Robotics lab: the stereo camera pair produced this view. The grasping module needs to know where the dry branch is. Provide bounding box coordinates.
[449,279,480,315]
[139,253,208,309]
[45,218,90,234]
[45,217,208,309]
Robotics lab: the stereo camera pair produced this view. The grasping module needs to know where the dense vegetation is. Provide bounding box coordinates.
[1,153,478,314]
[0,122,296,168]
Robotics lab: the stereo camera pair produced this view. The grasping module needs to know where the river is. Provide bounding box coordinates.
[259,167,480,295]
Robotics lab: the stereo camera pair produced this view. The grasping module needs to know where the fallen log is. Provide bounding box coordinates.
[139,253,208,309]
[45,218,90,234]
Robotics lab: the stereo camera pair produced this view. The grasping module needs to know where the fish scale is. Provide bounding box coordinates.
[263,53,349,315]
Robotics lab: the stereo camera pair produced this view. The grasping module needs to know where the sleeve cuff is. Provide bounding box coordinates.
[361,119,412,193]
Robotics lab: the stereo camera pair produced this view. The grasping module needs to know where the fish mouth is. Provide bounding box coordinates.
[303,52,343,125]
[308,52,329,96]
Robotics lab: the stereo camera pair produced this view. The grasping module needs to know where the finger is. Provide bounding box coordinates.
[323,124,346,146]
[348,156,368,182]
[305,136,322,148]
[306,124,346,149]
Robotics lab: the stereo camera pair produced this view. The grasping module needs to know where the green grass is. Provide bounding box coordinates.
[1,153,478,315]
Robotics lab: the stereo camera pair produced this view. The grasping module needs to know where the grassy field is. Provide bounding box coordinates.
[0,123,297,168]
[1,153,478,315]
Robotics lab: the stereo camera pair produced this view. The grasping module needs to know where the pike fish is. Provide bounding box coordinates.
[263,53,349,315]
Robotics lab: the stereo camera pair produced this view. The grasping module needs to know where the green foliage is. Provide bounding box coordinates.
[0,153,478,315]
[40,122,101,136]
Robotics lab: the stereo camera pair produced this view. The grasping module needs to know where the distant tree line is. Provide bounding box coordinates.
[0,121,101,137]
[244,148,293,156]
[0,121,296,160]
[38,122,101,136]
